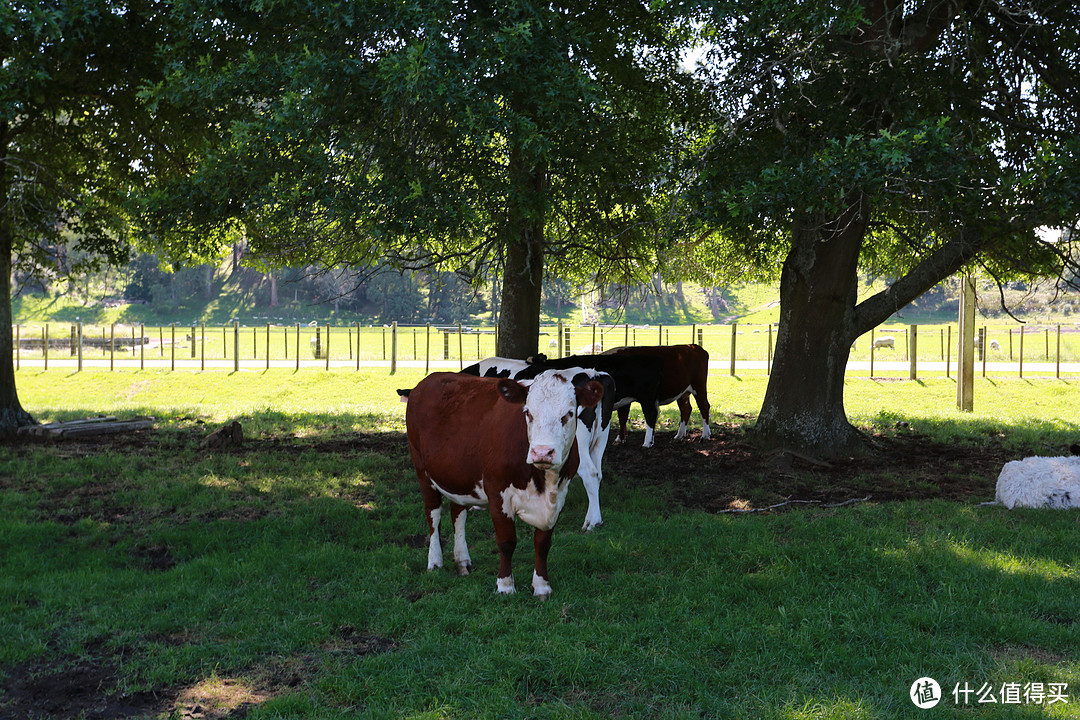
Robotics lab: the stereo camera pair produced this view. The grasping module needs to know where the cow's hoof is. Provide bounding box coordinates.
[457,562,473,576]
[532,572,552,598]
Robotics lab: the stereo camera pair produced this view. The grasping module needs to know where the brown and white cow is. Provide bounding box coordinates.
[405,370,604,597]
[601,344,711,445]
[461,357,616,531]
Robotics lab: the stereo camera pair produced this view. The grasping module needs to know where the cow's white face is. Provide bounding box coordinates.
[498,370,603,471]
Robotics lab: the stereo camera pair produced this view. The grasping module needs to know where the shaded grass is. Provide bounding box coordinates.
[2,370,1079,718]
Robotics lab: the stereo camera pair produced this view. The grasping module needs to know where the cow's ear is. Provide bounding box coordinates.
[575,380,604,409]
[497,378,528,405]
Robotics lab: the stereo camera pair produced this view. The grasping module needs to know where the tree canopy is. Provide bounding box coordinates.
[686,0,1080,453]
[0,1,195,431]
[142,0,704,355]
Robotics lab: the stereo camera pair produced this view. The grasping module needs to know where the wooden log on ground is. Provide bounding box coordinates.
[17,416,155,439]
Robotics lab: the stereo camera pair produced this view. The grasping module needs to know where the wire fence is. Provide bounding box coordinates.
[13,320,1080,377]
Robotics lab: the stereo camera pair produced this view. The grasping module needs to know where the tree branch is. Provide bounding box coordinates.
[853,226,984,332]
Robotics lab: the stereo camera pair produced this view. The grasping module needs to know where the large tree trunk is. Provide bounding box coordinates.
[497,226,544,358]
[0,218,36,437]
[496,150,546,359]
[754,198,869,456]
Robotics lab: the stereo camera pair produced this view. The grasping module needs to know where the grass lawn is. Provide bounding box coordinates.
[2,369,1079,719]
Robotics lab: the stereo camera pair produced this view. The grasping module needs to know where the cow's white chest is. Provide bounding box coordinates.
[500,470,570,530]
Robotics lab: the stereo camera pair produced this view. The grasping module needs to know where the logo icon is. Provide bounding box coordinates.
[911,677,942,709]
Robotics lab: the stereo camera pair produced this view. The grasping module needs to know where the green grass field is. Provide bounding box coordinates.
[3,369,1080,718]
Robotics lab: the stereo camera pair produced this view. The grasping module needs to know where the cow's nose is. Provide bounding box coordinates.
[528,445,557,466]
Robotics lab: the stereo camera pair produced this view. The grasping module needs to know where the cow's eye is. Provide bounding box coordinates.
[561,411,573,425]
[524,410,534,422]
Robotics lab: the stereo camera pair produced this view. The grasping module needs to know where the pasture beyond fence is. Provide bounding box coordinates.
[12,320,1080,378]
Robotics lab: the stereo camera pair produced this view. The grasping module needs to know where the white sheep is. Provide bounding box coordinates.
[994,455,1080,509]
[577,342,603,355]
[872,336,895,350]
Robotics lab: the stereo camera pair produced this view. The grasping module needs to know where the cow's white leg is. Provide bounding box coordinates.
[674,421,688,441]
[496,575,516,594]
[643,425,655,448]
[451,506,472,575]
[579,468,603,531]
[576,430,604,531]
[426,507,443,570]
[700,419,711,440]
[532,570,552,597]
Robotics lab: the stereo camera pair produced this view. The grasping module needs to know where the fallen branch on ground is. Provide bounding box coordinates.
[719,495,873,514]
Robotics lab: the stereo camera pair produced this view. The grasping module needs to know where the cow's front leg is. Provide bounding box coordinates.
[613,406,630,445]
[697,393,712,440]
[578,465,603,532]
[449,503,473,575]
[675,394,692,440]
[532,528,554,598]
[490,508,517,594]
[642,402,659,448]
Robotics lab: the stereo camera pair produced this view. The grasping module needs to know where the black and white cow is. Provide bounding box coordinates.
[601,344,711,443]
[461,358,616,531]
[522,353,666,448]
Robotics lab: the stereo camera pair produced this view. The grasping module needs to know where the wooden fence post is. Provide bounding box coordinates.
[981,328,987,378]
[945,325,951,379]
[909,324,917,380]
[1019,325,1024,378]
[80,323,85,372]
[729,322,737,377]
[325,324,331,371]
[266,323,271,370]
[957,275,975,412]
[870,328,875,378]
[767,323,773,375]
[234,321,240,373]
[390,321,398,375]
[1057,324,1062,379]
[201,323,206,372]
[557,320,563,358]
